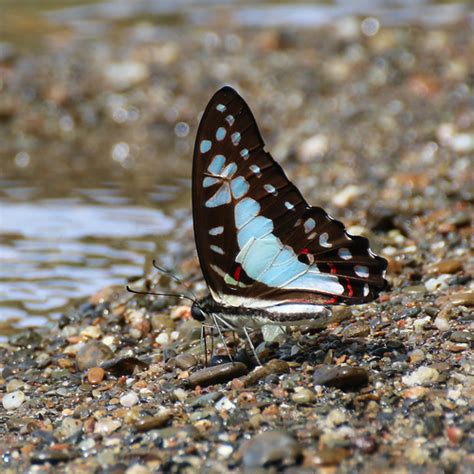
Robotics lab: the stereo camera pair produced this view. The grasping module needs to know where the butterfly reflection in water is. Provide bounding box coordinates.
[189,86,388,342]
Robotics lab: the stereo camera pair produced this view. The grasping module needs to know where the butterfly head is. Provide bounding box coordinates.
[191,302,207,323]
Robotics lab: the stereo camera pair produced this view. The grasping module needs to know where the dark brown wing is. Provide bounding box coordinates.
[192,86,387,306]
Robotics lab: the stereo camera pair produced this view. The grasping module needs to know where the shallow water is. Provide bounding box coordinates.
[0,181,181,333]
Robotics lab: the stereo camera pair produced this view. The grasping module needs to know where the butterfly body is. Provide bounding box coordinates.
[191,86,387,333]
[192,295,331,333]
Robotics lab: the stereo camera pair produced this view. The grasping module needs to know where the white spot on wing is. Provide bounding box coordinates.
[209,226,224,236]
[225,115,235,126]
[216,127,226,141]
[363,284,370,297]
[250,164,261,177]
[338,248,352,260]
[210,245,224,255]
[264,184,277,195]
[285,201,295,210]
[319,232,332,248]
[231,132,241,145]
[216,104,226,112]
[304,218,316,233]
[355,265,369,278]
[200,140,212,153]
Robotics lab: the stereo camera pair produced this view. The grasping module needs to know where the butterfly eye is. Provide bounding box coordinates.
[191,304,206,322]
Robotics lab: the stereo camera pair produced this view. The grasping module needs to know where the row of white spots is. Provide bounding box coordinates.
[319,232,331,248]
[304,218,316,233]
[231,132,241,146]
[264,184,278,196]
[216,104,226,112]
[200,140,212,153]
[210,244,224,255]
[250,164,261,177]
[209,226,224,236]
[216,127,226,141]
[338,248,352,260]
[355,265,369,278]
[285,201,295,210]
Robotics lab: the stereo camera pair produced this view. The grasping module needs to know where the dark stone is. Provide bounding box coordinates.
[313,365,369,390]
[76,341,114,371]
[187,362,248,387]
[100,356,148,376]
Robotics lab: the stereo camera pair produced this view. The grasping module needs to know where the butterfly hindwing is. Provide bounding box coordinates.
[192,87,387,307]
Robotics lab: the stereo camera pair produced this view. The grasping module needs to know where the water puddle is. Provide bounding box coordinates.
[0,182,184,336]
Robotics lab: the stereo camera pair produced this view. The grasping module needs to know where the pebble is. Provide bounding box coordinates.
[80,325,102,339]
[55,417,82,441]
[94,418,121,434]
[87,367,105,384]
[434,315,450,331]
[298,134,328,161]
[100,356,148,376]
[447,291,474,307]
[426,259,463,274]
[76,341,114,371]
[341,321,370,338]
[241,359,290,387]
[175,353,198,370]
[240,430,302,469]
[2,391,25,410]
[407,349,426,363]
[6,379,24,392]
[291,388,316,405]
[449,331,473,343]
[402,366,439,386]
[120,392,139,407]
[187,362,248,387]
[134,411,172,432]
[313,365,369,390]
[332,185,364,208]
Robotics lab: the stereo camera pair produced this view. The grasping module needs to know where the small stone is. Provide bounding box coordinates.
[100,356,148,376]
[175,353,198,370]
[407,349,426,364]
[291,388,316,405]
[341,321,370,338]
[94,418,121,434]
[298,134,328,162]
[134,411,172,432]
[426,259,463,274]
[332,185,364,208]
[76,341,114,371]
[80,325,102,339]
[241,359,290,387]
[103,61,149,91]
[155,332,169,345]
[215,397,236,411]
[401,386,428,399]
[402,366,439,386]
[6,379,24,392]
[125,465,151,474]
[87,367,105,384]
[425,275,450,292]
[446,291,474,306]
[414,316,432,332]
[120,392,139,408]
[434,316,450,331]
[2,391,25,410]
[450,331,474,343]
[240,430,302,469]
[313,365,369,390]
[55,417,82,441]
[446,427,464,444]
[326,408,348,426]
[187,362,248,387]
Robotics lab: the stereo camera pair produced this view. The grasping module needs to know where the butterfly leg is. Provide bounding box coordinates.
[243,326,262,366]
[211,313,234,362]
[200,324,208,367]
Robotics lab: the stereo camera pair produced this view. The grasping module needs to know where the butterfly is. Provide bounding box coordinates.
[190,86,387,335]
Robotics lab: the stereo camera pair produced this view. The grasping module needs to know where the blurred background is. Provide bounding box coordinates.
[0,0,472,335]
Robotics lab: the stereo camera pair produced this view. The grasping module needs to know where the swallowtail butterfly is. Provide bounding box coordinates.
[190,87,387,333]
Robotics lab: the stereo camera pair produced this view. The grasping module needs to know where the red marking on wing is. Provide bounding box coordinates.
[346,278,354,297]
[328,263,337,275]
[325,297,338,304]
[233,265,242,281]
[300,248,309,254]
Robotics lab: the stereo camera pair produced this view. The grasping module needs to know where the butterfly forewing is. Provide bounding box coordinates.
[192,86,387,307]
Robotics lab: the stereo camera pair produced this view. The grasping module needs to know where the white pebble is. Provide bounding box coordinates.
[425,275,450,292]
[120,392,139,408]
[155,332,169,345]
[215,397,236,411]
[413,316,431,333]
[434,316,450,331]
[94,418,121,434]
[298,134,329,161]
[402,366,439,387]
[2,391,25,410]
[332,185,364,208]
[216,443,234,459]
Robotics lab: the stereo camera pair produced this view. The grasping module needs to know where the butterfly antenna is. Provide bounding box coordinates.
[126,285,197,305]
[152,260,198,300]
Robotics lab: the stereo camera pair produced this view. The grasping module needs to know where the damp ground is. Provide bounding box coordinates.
[0,1,473,473]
